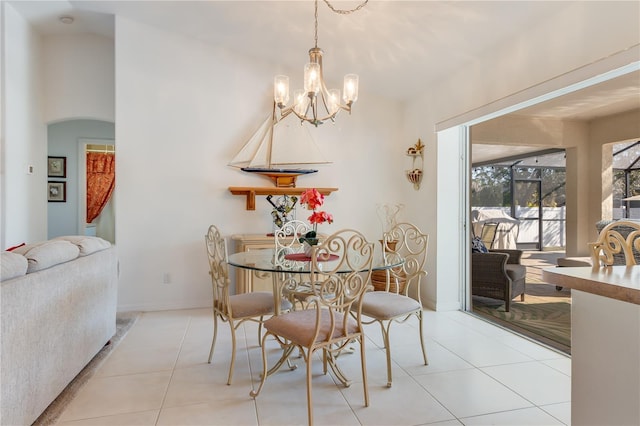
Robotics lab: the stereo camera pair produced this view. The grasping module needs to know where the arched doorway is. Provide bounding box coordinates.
[47,119,115,242]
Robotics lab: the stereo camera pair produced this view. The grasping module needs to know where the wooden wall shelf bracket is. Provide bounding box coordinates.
[228,187,338,210]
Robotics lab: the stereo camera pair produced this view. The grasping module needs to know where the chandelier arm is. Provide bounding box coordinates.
[277,105,295,121]
[291,110,339,127]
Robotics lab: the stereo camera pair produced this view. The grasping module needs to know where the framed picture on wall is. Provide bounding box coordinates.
[48,181,66,202]
[47,156,66,178]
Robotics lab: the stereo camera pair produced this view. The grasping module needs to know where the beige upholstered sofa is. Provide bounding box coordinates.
[1,236,117,426]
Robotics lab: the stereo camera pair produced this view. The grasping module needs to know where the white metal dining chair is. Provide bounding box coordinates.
[251,229,375,426]
[360,222,429,387]
[273,220,315,309]
[205,225,291,385]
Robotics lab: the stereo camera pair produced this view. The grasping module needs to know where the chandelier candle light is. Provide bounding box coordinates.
[299,188,333,254]
[274,0,367,127]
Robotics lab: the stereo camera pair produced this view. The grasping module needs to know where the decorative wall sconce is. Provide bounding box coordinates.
[406,139,424,190]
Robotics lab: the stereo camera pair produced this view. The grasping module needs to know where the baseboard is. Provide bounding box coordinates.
[117,299,212,313]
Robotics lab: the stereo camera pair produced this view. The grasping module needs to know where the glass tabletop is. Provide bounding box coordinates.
[227,248,403,274]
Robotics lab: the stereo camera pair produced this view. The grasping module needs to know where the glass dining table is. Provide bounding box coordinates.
[226,246,404,383]
[227,247,404,314]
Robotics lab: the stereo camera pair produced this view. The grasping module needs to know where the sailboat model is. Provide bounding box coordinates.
[228,103,330,188]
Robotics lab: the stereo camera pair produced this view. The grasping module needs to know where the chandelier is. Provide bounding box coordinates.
[274,0,368,127]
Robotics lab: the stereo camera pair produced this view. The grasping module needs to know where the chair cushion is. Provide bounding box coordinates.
[360,291,422,320]
[227,291,283,318]
[505,264,526,282]
[264,309,358,347]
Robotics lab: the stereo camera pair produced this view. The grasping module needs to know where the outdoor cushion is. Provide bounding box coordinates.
[471,236,489,253]
[505,264,526,282]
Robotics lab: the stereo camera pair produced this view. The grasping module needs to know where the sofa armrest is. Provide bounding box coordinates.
[490,249,523,264]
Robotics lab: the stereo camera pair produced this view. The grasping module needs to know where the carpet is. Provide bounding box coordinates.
[32,312,140,426]
[473,298,571,354]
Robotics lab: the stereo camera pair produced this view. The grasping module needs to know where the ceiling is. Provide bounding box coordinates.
[472,70,640,165]
[9,0,640,163]
[8,0,576,101]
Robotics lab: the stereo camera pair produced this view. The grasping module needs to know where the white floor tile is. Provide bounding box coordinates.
[53,308,573,426]
[436,333,534,367]
[481,361,571,406]
[413,369,533,418]
[158,400,258,426]
[460,406,564,425]
[56,410,159,426]
[540,402,571,425]
[342,376,455,425]
[391,339,474,377]
[58,371,172,422]
[542,357,572,376]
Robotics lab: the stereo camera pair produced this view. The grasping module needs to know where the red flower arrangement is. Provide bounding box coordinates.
[299,188,333,244]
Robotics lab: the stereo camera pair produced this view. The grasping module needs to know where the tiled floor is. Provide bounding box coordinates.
[56,308,571,425]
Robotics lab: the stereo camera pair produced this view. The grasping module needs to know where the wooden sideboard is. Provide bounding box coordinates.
[230,233,327,294]
[230,234,275,293]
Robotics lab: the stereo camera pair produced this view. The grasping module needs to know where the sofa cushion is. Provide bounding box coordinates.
[1,252,28,281]
[52,236,111,256]
[19,241,80,273]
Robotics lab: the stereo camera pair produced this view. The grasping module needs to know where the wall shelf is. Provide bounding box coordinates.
[406,139,424,190]
[228,186,338,210]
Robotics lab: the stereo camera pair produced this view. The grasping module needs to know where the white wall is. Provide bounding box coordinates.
[4,1,639,312]
[114,17,404,311]
[42,34,114,123]
[1,4,47,248]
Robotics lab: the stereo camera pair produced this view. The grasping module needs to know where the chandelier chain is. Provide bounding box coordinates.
[314,0,318,48]
[323,0,369,15]
[314,0,369,48]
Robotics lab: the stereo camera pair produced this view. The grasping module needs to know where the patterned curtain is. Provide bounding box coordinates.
[87,152,115,223]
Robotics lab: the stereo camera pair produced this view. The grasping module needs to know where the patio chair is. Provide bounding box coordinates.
[480,222,498,249]
[471,248,526,312]
[591,220,640,267]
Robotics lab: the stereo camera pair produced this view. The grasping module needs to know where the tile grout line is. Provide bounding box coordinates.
[153,314,192,425]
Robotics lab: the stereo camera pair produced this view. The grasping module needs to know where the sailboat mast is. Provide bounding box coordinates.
[264,103,277,169]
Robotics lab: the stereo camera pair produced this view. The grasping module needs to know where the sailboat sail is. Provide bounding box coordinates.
[228,106,330,171]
